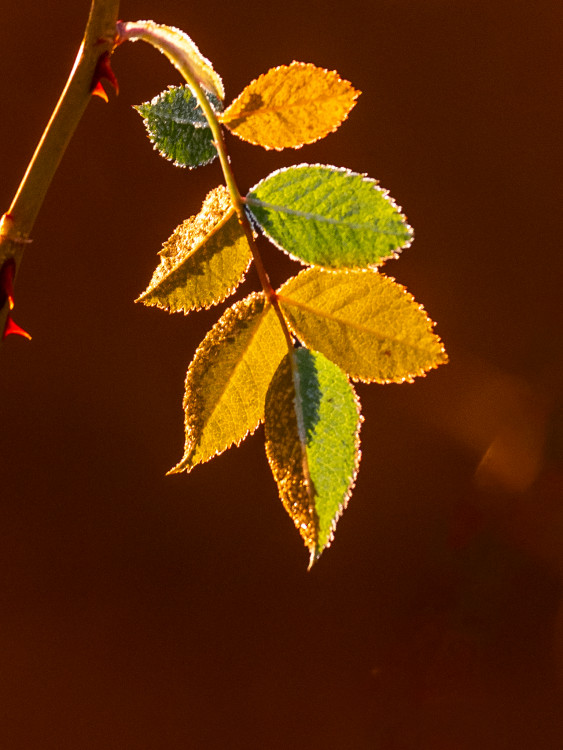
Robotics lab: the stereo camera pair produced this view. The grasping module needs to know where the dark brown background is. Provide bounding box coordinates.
[1,1,562,748]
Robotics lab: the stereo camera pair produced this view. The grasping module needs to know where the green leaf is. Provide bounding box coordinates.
[245,164,413,269]
[169,293,288,473]
[135,85,222,168]
[278,268,448,383]
[220,62,360,150]
[265,347,361,566]
[137,186,253,313]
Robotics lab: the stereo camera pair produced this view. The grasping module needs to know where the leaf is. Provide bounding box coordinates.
[245,164,413,269]
[137,186,253,313]
[278,268,448,383]
[135,85,222,168]
[169,293,288,473]
[220,62,359,150]
[117,21,224,100]
[264,347,361,567]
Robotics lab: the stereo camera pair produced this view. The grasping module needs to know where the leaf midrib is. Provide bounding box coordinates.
[222,90,354,122]
[246,198,407,237]
[278,293,437,355]
[189,301,277,458]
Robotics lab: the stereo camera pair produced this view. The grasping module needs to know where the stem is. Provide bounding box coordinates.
[115,21,295,353]
[0,0,120,340]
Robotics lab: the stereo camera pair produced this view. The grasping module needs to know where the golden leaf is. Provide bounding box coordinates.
[169,293,288,473]
[278,268,448,383]
[220,62,360,150]
[137,186,252,313]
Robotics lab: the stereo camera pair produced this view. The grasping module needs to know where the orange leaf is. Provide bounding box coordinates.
[220,62,360,150]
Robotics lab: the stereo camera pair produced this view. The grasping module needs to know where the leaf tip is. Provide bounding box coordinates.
[307,545,324,570]
[134,289,159,308]
[166,460,185,476]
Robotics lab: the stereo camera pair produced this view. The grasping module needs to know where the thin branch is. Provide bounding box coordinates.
[1,0,120,343]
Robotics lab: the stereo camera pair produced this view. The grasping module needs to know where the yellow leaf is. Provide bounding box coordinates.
[278,268,448,383]
[220,62,360,150]
[169,293,288,473]
[137,186,252,313]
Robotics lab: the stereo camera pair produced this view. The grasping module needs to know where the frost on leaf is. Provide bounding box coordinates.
[169,293,288,473]
[246,164,413,269]
[278,268,448,383]
[135,85,222,168]
[220,62,359,150]
[117,20,224,100]
[265,348,361,567]
[137,186,252,313]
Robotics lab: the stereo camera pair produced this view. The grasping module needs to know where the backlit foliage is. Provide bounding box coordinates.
[126,21,447,565]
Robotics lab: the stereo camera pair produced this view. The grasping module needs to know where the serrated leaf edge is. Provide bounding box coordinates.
[135,84,223,123]
[277,270,448,384]
[307,367,363,568]
[220,61,360,151]
[118,20,225,100]
[136,206,253,314]
[135,90,218,169]
[265,348,363,568]
[245,163,414,270]
[168,292,281,474]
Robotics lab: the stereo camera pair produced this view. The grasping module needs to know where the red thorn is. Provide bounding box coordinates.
[91,81,109,103]
[3,315,31,341]
[0,258,16,310]
[91,51,119,98]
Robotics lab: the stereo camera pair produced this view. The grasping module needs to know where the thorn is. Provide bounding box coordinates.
[91,51,119,98]
[91,81,109,103]
[0,258,16,310]
[1,256,31,341]
[99,52,119,94]
[3,315,31,341]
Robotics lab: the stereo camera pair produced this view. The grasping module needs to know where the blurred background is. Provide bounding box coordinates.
[1,0,562,747]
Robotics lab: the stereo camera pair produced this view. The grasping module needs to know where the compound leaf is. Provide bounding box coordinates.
[135,85,222,168]
[245,164,413,269]
[265,347,361,567]
[169,293,288,473]
[137,186,252,313]
[220,62,359,150]
[278,268,448,383]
